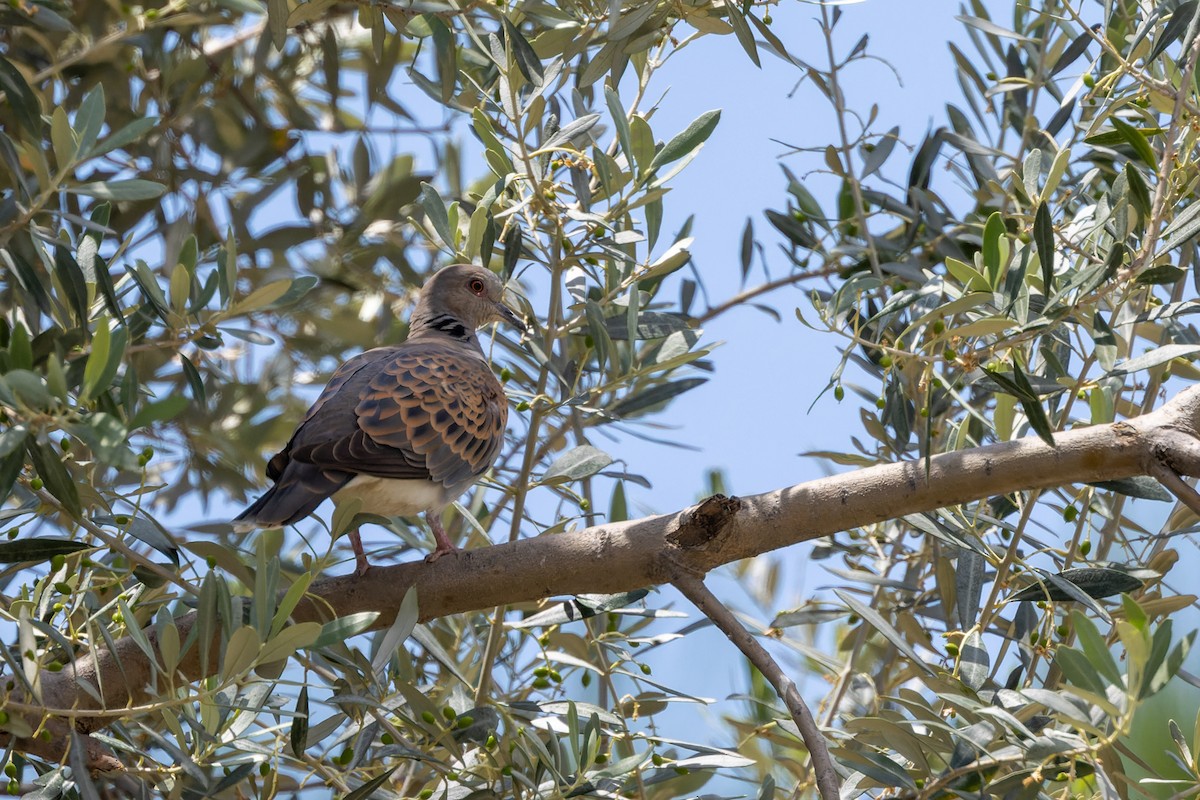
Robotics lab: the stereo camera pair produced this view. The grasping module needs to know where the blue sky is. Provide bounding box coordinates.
[612,0,968,514]
[527,0,976,765]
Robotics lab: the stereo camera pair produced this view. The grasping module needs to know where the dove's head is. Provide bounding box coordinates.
[414,264,526,335]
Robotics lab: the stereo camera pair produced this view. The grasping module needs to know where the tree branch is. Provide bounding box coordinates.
[1150,459,1200,516]
[673,574,840,800]
[12,384,1200,770]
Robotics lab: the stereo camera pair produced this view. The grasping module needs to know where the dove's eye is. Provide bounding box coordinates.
[469,278,486,295]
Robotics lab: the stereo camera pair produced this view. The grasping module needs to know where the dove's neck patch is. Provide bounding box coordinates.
[423,313,471,341]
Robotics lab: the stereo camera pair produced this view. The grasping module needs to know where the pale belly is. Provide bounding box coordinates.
[333,475,447,518]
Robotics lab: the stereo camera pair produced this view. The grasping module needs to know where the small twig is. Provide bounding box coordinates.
[1150,459,1200,517]
[819,3,882,280]
[33,489,194,594]
[1137,32,1200,272]
[672,574,840,800]
[696,265,841,325]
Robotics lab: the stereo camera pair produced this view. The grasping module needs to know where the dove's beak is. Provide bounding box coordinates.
[495,300,527,334]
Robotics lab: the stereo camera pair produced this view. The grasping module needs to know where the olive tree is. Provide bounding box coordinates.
[2,0,1200,798]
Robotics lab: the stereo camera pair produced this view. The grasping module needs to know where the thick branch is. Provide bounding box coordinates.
[14,384,1200,766]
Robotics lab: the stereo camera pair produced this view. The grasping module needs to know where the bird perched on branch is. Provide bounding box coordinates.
[235,264,526,574]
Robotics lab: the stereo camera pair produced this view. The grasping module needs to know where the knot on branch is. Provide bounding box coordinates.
[667,494,744,550]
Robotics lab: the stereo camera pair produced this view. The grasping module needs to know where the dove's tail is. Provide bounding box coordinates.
[233,464,351,532]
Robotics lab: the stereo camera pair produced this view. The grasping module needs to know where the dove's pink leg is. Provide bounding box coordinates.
[348,529,371,576]
[425,513,459,562]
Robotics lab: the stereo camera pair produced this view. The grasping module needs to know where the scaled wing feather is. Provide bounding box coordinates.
[353,345,508,489]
